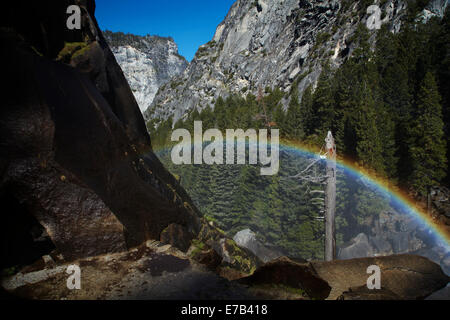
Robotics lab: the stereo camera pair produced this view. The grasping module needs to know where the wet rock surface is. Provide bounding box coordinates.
[196,222,262,279]
[190,248,223,271]
[140,254,190,276]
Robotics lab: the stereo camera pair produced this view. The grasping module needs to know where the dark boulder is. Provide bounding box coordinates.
[195,222,262,278]
[426,283,450,300]
[0,0,201,265]
[337,286,402,300]
[191,247,223,271]
[160,223,194,252]
[441,252,450,276]
[239,256,331,300]
[311,254,450,299]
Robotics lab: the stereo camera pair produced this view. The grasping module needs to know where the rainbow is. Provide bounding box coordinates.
[153,138,450,247]
[281,139,450,247]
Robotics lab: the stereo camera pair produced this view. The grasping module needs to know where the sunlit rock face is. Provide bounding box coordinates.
[144,0,401,123]
[104,31,188,113]
[145,0,449,124]
[1,0,200,264]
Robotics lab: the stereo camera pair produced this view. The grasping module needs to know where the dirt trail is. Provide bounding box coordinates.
[2,241,254,300]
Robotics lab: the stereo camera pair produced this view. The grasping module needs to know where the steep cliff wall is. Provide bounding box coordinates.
[0,0,201,266]
[146,0,448,124]
[104,31,188,113]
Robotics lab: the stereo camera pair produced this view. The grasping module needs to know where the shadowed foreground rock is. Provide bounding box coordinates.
[2,241,255,300]
[0,0,201,266]
[337,286,402,300]
[311,254,450,299]
[0,1,260,286]
[238,257,331,300]
[236,254,449,300]
[3,249,448,300]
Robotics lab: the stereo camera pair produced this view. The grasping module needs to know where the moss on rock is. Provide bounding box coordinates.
[57,41,88,62]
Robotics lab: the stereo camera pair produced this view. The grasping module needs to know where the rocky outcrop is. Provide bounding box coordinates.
[190,247,223,271]
[311,254,450,299]
[238,254,449,300]
[337,210,450,276]
[189,221,262,280]
[233,229,283,263]
[146,0,449,123]
[2,240,255,300]
[419,0,449,22]
[104,31,188,113]
[429,186,450,224]
[337,286,402,300]
[160,223,194,252]
[0,0,201,267]
[3,243,447,299]
[426,283,450,299]
[239,256,332,300]
[338,233,374,259]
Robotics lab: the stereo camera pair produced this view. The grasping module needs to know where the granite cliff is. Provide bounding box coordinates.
[145,0,448,124]
[104,31,188,113]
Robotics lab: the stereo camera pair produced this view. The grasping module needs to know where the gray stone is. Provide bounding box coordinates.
[312,254,450,300]
[233,229,282,263]
[104,32,188,113]
[338,233,373,260]
[143,0,448,123]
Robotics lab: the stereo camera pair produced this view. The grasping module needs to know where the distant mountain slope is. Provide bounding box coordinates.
[104,31,188,113]
[145,0,448,123]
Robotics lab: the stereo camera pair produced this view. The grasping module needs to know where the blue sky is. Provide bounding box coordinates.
[95,0,236,61]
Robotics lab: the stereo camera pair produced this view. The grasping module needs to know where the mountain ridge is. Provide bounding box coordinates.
[145,0,448,124]
[104,30,188,113]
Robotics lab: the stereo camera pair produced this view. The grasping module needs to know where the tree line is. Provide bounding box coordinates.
[148,9,449,259]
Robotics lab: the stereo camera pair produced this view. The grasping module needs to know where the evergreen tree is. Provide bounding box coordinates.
[284,89,304,139]
[354,85,386,176]
[299,86,314,136]
[311,64,335,137]
[377,103,398,181]
[408,72,447,196]
[149,10,450,262]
